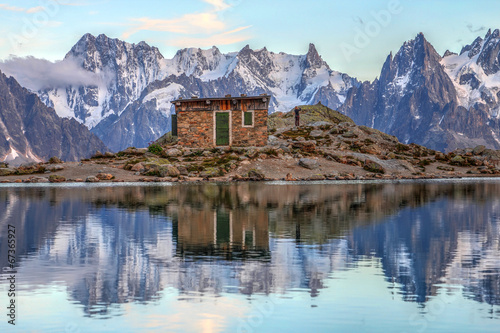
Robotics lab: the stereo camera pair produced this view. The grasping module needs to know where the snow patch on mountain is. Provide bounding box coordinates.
[442,29,500,117]
[143,83,184,113]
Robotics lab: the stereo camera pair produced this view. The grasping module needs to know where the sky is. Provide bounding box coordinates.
[0,0,499,81]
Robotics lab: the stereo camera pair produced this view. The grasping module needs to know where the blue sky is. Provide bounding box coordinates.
[0,0,499,80]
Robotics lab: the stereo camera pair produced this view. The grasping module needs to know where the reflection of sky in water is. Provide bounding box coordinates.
[0,181,499,332]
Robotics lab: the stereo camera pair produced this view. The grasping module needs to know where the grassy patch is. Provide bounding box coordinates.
[268,102,355,130]
[396,143,410,152]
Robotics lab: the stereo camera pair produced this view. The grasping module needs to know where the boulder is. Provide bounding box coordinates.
[131,163,145,172]
[292,141,316,152]
[378,159,416,173]
[308,121,332,128]
[85,176,100,183]
[177,166,189,176]
[483,149,500,158]
[360,144,382,155]
[473,145,486,155]
[309,129,325,138]
[166,148,182,157]
[299,158,319,170]
[202,150,213,157]
[49,175,66,183]
[200,167,222,178]
[122,147,147,155]
[279,144,292,153]
[245,169,265,181]
[163,165,180,177]
[339,121,355,128]
[363,159,385,174]
[30,177,50,183]
[268,135,280,145]
[450,155,465,165]
[47,164,64,172]
[435,152,447,161]
[307,174,326,181]
[96,173,114,180]
[246,149,259,158]
[342,131,358,139]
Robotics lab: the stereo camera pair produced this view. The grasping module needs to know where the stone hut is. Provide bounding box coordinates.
[172,94,270,147]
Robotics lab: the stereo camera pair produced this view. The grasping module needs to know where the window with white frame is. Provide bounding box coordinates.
[242,111,254,127]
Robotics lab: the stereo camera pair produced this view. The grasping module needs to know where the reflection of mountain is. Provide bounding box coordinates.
[0,182,499,315]
[350,193,500,305]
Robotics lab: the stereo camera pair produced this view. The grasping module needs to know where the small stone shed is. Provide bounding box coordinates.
[173,94,270,147]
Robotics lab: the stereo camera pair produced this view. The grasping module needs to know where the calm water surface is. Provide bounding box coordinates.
[0,180,499,332]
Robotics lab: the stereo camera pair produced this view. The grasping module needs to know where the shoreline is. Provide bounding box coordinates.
[2,121,500,184]
[2,176,500,188]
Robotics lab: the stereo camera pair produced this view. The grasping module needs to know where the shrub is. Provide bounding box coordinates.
[148,144,163,155]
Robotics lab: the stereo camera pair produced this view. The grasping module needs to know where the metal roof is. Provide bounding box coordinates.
[172,94,271,104]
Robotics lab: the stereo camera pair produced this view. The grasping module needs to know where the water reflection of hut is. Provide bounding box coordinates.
[175,207,270,259]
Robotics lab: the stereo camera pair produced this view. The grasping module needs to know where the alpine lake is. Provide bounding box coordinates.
[0,179,499,332]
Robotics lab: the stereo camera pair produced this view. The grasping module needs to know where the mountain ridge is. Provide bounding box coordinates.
[33,33,358,151]
[0,70,108,165]
[340,31,500,152]
[3,30,500,152]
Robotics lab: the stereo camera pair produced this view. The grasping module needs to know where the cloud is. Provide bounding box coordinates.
[170,25,252,48]
[0,4,26,12]
[203,0,231,11]
[0,4,45,13]
[466,24,486,34]
[0,56,102,91]
[122,12,226,39]
[121,0,233,39]
[26,6,45,13]
[48,0,92,6]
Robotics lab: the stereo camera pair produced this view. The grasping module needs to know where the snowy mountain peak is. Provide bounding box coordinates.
[304,43,325,69]
[169,45,231,80]
[460,37,484,58]
[443,50,458,58]
[477,29,500,75]
[35,34,358,151]
[441,28,500,124]
[66,33,164,71]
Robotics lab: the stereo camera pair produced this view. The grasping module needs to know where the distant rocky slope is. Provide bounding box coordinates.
[0,71,107,165]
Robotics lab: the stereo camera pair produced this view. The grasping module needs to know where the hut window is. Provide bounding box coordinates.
[243,111,253,127]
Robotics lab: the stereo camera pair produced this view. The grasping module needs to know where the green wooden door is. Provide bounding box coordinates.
[216,112,230,146]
